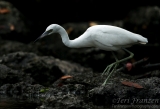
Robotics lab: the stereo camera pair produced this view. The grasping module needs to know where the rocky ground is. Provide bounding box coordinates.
[1,1,160,109]
[1,48,160,109]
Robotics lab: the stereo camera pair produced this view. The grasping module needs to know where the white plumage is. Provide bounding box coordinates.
[79,25,147,50]
[34,24,148,85]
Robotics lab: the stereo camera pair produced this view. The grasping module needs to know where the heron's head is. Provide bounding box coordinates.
[34,24,59,43]
[42,24,59,37]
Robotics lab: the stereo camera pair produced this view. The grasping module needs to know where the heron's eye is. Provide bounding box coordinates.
[46,29,53,34]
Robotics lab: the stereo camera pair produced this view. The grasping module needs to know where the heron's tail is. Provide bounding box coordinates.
[136,34,148,44]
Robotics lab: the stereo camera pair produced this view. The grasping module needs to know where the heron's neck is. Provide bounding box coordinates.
[57,25,88,48]
[57,26,71,47]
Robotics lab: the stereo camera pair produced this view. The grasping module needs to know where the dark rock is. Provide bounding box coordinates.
[0,51,92,86]
[0,52,64,86]
[36,68,160,109]
[0,39,47,57]
[88,77,160,106]
[0,64,33,86]
[0,84,12,94]
[37,84,90,109]
[0,40,30,56]
[0,82,45,97]
[38,94,90,109]
[1,52,160,109]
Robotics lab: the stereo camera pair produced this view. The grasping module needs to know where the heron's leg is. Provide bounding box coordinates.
[101,52,119,86]
[112,52,118,61]
[118,48,134,63]
[101,52,119,76]
[102,48,134,86]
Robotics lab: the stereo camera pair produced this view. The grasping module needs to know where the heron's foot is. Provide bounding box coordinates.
[101,63,119,86]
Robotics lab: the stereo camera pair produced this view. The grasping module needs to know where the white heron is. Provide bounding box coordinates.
[34,24,148,86]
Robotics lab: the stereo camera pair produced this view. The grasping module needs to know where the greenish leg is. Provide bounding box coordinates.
[102,48,134,86]
[101,52,118,76]
[101,52,119,86]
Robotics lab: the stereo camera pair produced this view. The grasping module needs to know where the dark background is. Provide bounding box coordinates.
[4,0,160,37]
[6,1,159,22]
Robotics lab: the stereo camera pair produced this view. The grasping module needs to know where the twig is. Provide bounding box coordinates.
[116,57,149,72]
[116,57,160,79]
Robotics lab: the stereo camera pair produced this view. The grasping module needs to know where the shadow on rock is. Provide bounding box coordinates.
[0,51,92,86]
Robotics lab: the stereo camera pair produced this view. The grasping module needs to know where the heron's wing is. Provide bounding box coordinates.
[93,28,138,47]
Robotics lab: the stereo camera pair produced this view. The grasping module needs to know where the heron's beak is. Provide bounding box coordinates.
[33,31,49,43]
[33,37,41,43]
